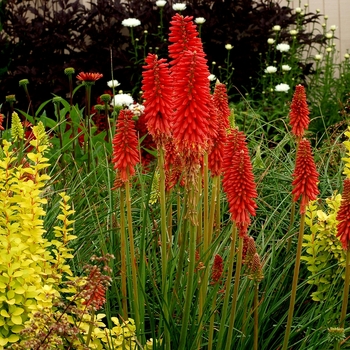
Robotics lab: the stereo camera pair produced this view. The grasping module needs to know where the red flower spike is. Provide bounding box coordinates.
[223,131,258,236]
[208,96,227,177]
[172,50,210,157]
[169,14,205,65]
[77,72,103,82]
[211,254,224,284]
[112,109,140,182]
[337,178,350,250]
[142,54,173,147]
[213,82,231,130]
[289,84,310,138]
[0,113,4,131]
[292,139,319,213]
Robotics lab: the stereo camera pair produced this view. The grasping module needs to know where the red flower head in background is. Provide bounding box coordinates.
[142,53,173,147]
[223,129,258,236]
[337,178,350,250]
[289,84,310,139]
[292,139,319,213]
[77,72,103,82]
[112,109,140,183]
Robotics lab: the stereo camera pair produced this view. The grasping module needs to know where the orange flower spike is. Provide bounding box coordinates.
[172,50,210,156]
[169,14,205,64]
[223,130,258,236]
[142,53,173,147]
[77,72,103,82]
[289,84,310,138]
[112,109,140,182]
[213,82,231,130]
[337,178,350,250]
[292,139,319,213]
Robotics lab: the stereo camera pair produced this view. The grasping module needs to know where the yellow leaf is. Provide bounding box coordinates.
[1,309,10,318]
[11,315,22,325]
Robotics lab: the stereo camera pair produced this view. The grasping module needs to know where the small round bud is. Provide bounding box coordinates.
[225,44,233,50]
[6,95,16,103]
[64,67,75,75]
[94,104,104,112]
[100,94,111,103]
[52,96,63,104]
[19,79,29,87]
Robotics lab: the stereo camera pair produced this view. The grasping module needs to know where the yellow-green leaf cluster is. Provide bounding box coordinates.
[0,133,77,347]
[342,127,350,179]
[303,195,345,301]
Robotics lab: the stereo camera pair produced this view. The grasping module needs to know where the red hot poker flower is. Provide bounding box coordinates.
[142,53,173,147]
[112,109,140,182]
[292,139,319,213]
[213,82,230,130]
[169,14,205,65]
[289,84,310,138]
[0,113,4,131]
[172,50,210,157]
[223,131,258,236]
[336,178,350,250]
[77,72,103,82]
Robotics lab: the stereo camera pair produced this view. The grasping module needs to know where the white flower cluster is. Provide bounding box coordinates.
[172,3,186,11]
[156,0,167,7]
[275,83,290,93]
[111,94,134,107]
[276,43,290,52]
[129,103,145,117]
[122,18,141,27]
[107,80,120,88]
[195,17,206,24]
[265,66,277,74]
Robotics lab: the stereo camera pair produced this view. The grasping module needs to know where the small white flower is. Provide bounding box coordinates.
[275,83,290,93]
[129,103,145,117]
[322,23,326,27]
[282,65,291,71]
[314,54,323,61]
[326,47,332,52]
[156,0,167,7]
[345,53,350,59]
[304,3,308,8]
[276,43,290,52]
[225,44,233,50]
[195,17,206,24]
[172,3,186,11]
[326,32,333,39]
[111,94,134,107]
[330,25,337,31]
[208,74,216,81]
[289,29,298,36]
[122,18,141,27]
[324,15,328,20]
[267,38,275,44]
[107,80,120,88]
[295,7,302,13]
[265,66,277,74]
[272,25,281,31]
[316,9,320,13]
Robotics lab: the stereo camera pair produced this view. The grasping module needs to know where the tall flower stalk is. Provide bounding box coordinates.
[336,178,350,331]
[111,109,140,335]
[76,72,103,172]
[282,138,319,350]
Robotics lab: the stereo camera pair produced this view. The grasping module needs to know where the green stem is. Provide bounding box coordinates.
[85,309,95,347]
[225,235,244,350]
[282,213,306,350]
[158,148,170,349]
[178,187,198,349]
[254,283,259,350]
[216,224,237,349]
[340,248,350,328]
[84,84,92,172]
[120,189,128,319]
[125,180,140,335]
[198,153,209,349]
